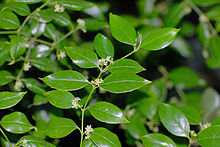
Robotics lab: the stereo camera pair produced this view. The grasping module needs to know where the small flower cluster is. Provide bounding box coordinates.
[54,3,65,13]
[98,56,114,67]
[77,18,86,33]
[71,97,82,109]
[202,123,211,129]
[91,78,103,88]
[84,125,94,139]
[24,62,31,71]
[57,50,66,60]
[14,80,24,91]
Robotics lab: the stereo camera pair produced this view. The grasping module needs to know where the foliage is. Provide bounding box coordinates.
[0,0,220,147]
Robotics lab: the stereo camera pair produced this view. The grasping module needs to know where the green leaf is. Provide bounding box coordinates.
[0,112,35,134]
[43,23,58,41]
[4,2,30,16]
[201,88,220,117]
[159,103,190,137]
[65,46,98,68]
[206,35,220,68]
[169,67,205,89]
[30,44,51,58]
[178,106,201,125]
[171,36,192,58]
[54,12,71,26]
[89,101,128,124]
[126,117,148,139]
[140,28,180,51]
[94,33,114,58]
[90,127,121,147]
[0,10,20,29]
[197,23,211,48]
[12,0,42,4]
[206,5,220,21]
[108,59,145,73]
[0,92,26,109]
[85,18,107,31]
[30,19,46,37]
[101,72,151,93]
[38,9,54,23]
[23,78,46,95]
[150,78,167,102]
[17,135,55,147]
[52,0,94,11]
[47,117,78,138]
[82,139,96,147]
[30,57,60,72]
[197,126,220,147]
[212,117,220,126]
[46,90,75,109]
[192,0,220,6]
[164,2,190,27]
[0,70,14,86]
[41,70,89,91]
[33,94,47,106]
[137,97,158,120]
[9,35,26,60]
[141,133,176,147]
[109,13,137,46]
[137,0,155,16]
[0,44,10,66]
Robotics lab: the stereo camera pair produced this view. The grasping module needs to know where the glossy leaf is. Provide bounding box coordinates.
[43,23,58,41]
[90,127,121,147]
[0,112,35,134]
[0,10,20,29]
[47,117,78,138]
[164,2,190,27]
[178,106,201,125]
[30,44,51,58]
[9,35,26,60]
[4,2,30,16]
[65,46,98,68]
[0,92,26,109]
[137,97,158,119]
[169,67,205,89]
[38,9,54,23]
[137,0,155,16]
[159,103,190,137]
[150,78,167,102]
[212,117,220,126]
[101,72,150,93]
[30,19,46,37]
[30,57,60,72]
[197,22,211,48]
[41,70,89,91]
[46,90,75,109]
[126,117,148,139]
[52,0,94,11]
[108,59,145,73]
[94,33,114,58]
[89,101,129,124]
[23,78,46,95]
[0,70,14,86]
[0,44,10,66]
[54,12,71,26]
[17,135,55,147]
[82,139,96,147]
[33,95,47,106]
[140,28,180,51]
[109,13,137,46]
[197,126,220,147]
[12,0,42,4]
[141,133,176,147]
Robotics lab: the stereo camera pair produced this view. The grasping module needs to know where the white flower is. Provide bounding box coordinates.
[71,97,82,109]
[14,80,24,91]
[77,18,86,33]
[98,56,114,67]
[202,123,211,129]
[84,125,94,139]
[54,3,65,13]
[57,50,66,60]
[91,78,103,87]
[24,62,31,71]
